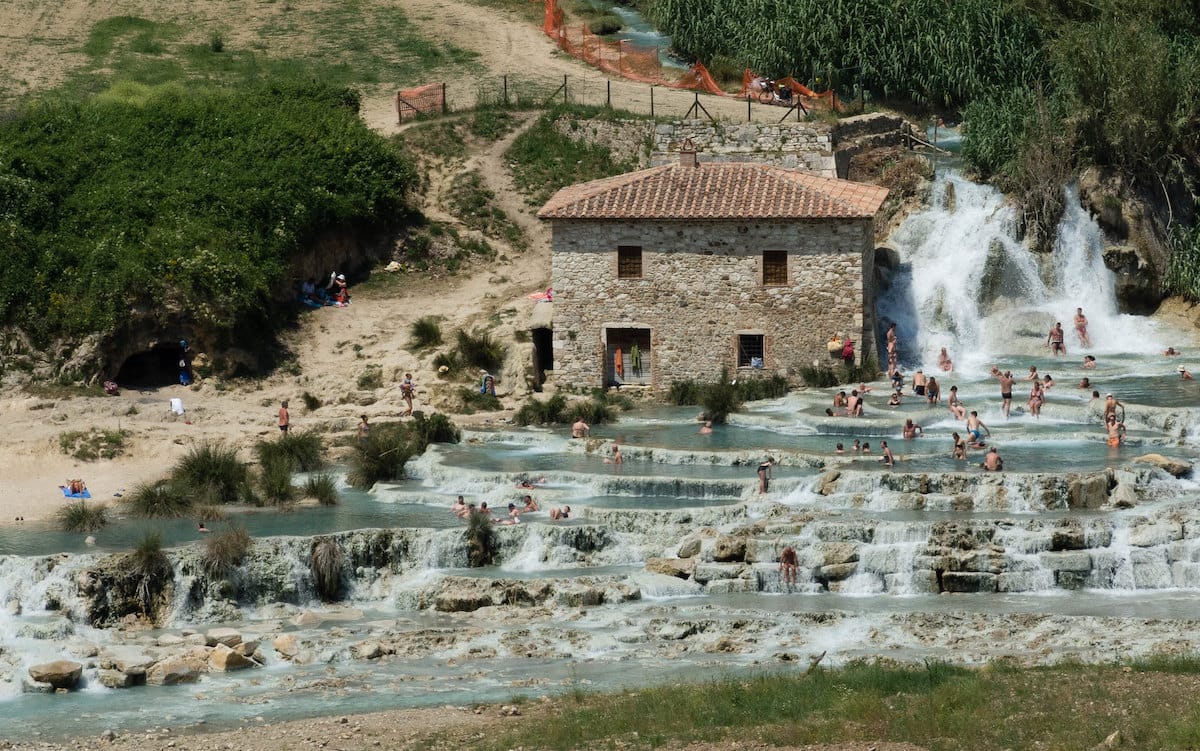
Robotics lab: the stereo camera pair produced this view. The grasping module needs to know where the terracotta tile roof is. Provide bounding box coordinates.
[537,163,889,221]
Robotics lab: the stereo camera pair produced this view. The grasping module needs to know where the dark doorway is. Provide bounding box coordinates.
[531,327,553,389]
[605,327,651,386]
[114,343,185,388]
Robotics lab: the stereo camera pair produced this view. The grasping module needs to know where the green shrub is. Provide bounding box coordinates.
[468,108,517,140]
[55,501,108,533]
[129,532,173,616]
[202,525,252,578]
[257,451,295,505]
[208,31,224,53]
[734,375,791,401]
[456,329,508,373]
[506,110,639,206]
[798,365,841,388]
[432,349,466,376]
[310,537,344,601]
[565,392,624,425]
[300,391,322,412]
[465,511,498,567]
[347,422,412,489]
[124,480,193,518]
[457,386,503,413]
[514,393,568,426]
[255,431,323,472]
[588,14,623,35]
[409,315,443,349]
[667,380,703,406]
[410,412,462,449]
[303,474,340,506]
[1166,221,1200,301]
[58,429,128,461]
[0,80,416,350]
[357,364,384,390]
[700,368,742,424]
[171,442,246,504]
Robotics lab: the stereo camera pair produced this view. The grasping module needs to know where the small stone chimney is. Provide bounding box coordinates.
[678,137,698,168]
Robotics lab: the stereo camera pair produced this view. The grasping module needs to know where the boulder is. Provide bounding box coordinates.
[290,608,364,628]
[434,592,494,613]
[628,572,702,598]
[272,634,299,658]
[713,535,747,562]
[145,659,200,686]
[97,669,135,689]
[1050,523,1087,551]
[645,557,695,579]
[205,627,243,648]
[676,538,702,559]
[941,572,998,593]
[693,562,745,584]
[235,638,261,657]
[821,542,860,566]
[351,641,384,660]
[101,647,156,676]
[28,660,83,690]
[208,644,253,672]
[818,563,857,582]
[1068,473,1111,509]
[1134,454,1192,478]
[816,471,840,496]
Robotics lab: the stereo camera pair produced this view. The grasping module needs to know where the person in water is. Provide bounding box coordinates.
[1028,379,1045,418]
[887,390,902,407]
[912,370,927,397]
[947,385,967,420]
[1180,365,1194,380]
[699,421,713,434]
[938,347,953,372]
[1105,413,1126,447]
[995,369,1016,418]
[925,376,941,405]
[1165,347,1182,356]
[1083,355,1097,369]
[1078,376,1091,390]
[1047,322,1067,356]
[879,440,895,468]
[1074,307,1091,347]
[951,432,967,461]
[549,505,571,520]
[1103,393,1125,422]
[982,446,1004,471]
[604,445,623,464]
[902,419,923,439]
[571,418,590,438]
[1042,374,1055,389]
[965,411,990,448]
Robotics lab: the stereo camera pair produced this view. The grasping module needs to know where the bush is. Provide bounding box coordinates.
[465,511,498,567]
[588,14,623,35]
[0,80,416,350]
[303,474,340,506]
[456,329,508,373]
[701,369,742,424]
[506,110,639,206]
[410,412,462,449]
[432,349,465,376]
[515,393,568,425]
[257,451,296,505]
[58,429,128,461]
[55,501,108,532]
[357,364,384,390]
[409,315,443,349]
[172,442,247,504]
[457,386,503,413]
[128,532,173,616]
[798,365,841,388]
[124,480,193,517]
[301,391,322,411]
[202,526,252,578]
[734,375,791,401]
[255,431,323,472]
[667,379,704,406]
[1166,221,1200,301]
[310,537,344,601]
[347,422,412,489]
[208,31,225,53]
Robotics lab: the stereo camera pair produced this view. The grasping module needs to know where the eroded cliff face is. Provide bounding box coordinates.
[1077,167,1183,314]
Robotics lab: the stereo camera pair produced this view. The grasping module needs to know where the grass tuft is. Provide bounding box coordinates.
[202,525,252,578]
[124,480,193,518]
[310,537,344,601]
[172,442,247,504]
[514,393,568,426]
[55,501,108,533]
[465,510,497,567]
[409,315,444,349]
[303,474,340,506]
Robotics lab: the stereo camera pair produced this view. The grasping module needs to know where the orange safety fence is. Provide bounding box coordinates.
[740,69,840,111]
[541,0,723,97]
[396,83,445,122]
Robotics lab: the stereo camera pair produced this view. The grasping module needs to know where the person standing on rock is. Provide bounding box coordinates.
[399,373,415,417]
[278,400,290,434]
[995,369,1015,418]
[879,440,895,468]
[779,545,798,587]
[757,456,774,493]
[1074,307,1091,348]
[1047,321,1067,356]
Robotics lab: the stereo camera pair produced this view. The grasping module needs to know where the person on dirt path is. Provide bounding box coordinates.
[400,373,415,416]
[278,400,290,434]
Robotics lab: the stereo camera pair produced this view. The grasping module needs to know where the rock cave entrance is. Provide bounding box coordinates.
[114,343,184,388]
[531,327,553,390]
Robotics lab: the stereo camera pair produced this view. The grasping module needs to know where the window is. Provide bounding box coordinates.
[617,246,643,279]
[738,334,765,368]
[762,250,788,286]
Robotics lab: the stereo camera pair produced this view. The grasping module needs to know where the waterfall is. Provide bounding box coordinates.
[879,173,1166,371]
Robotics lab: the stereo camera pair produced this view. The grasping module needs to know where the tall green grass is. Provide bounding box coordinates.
[172,442,246,504]
[506,109,640,206]
[347,413,461,489]
[124,480,192,518]
[55,502,109,532]
[202,525,252,578]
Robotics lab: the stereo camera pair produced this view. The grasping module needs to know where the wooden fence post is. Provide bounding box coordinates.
[441,83,447,114]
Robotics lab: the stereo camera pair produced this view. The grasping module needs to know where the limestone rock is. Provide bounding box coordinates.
[28,660,83,690]
[645,557,695,579]
[821,542,860,566]
[1050,523,1086,551]
[818,563,857,582]
[101,646,155,676]
[273,634,300,658]
[145,659,200,686]
[713,535,747,562]
[816,470,840,496]
[434,592,494,613]
[97,669,134,689]
[205,627,243,647]
[352,640,384,660]
[676,538,702,559]
[1068,473,1111,509]
[628,572,702,598]
[693,562,745,584]
[208,644,253,672]
[941,572,998,593]
[1134,454,1192,478]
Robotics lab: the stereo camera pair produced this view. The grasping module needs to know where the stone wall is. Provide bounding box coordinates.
[552,117,836,175]
[549,219,874,390]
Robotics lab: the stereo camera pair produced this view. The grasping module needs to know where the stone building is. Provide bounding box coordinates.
[537,148,888,391]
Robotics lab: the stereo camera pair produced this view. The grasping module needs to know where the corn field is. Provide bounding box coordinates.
[646,0,1045,107]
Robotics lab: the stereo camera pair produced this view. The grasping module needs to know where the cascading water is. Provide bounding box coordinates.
[878,173,1167,371]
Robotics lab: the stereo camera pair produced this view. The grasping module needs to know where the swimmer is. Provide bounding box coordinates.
[198,521,210,533]
[604,445,623,464]
[902,419,923,440]
[1083,355,1097,369]
[887,390,902,407]
[1103,393,1125,422]
[1028,379,1045,418]
[699,420,713,434]
[1078,376,1091,390]
[477,502,492,517]
[890,370,904,392]
[1026,366,1039,381]
[1074,307,1091,347]
[521,494,539,513]
[951,432,967,461]
[1105,413,1126,447]
[571,418,590,438]
[1042,374,1055,389]
[965,411,990,448]
[452,496,468,517]
[879,440,895,468]
[862,442,871,454]
[982,446,1004,471]
[857,382,873,394]
[938,347,954,372]
[995,369,1016,418]
[1180,365,1194,380]
[912,369,927,397]
[757,456,774,493]
[835,442,845,454]
[846,390,864,417]
[852,439,862,453]
[947,385,967,420]
[549,506,571,520]
[833,391,848,412]
[1165,347,1182,356]
[925,376,941,405]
